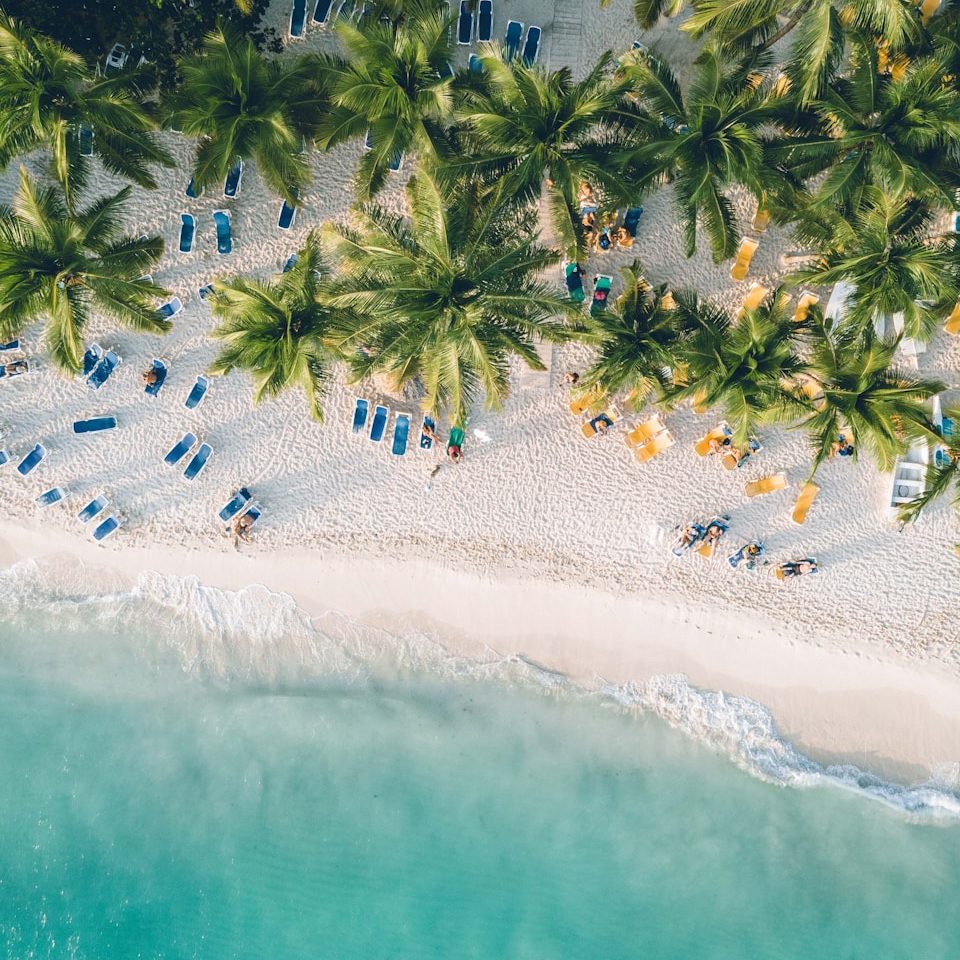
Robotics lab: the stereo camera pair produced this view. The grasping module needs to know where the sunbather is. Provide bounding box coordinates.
[564,371,580,386]
[677,523,702,549]
[702,522,725,548]
[708,435,732,455]
[233,512,256,542]
[142,367,159,386]
[589,413,613,435]
[5,360,27,376]
[421,421,440,444]
[830,434,854,458]
[578,182,594,205]
[778,559,817,578]
[614,226,632,248]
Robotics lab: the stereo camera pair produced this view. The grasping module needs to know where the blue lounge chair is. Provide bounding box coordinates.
[469,54,483,73]
[623,206,643,238]
[392,413,411,456]
[352,397,369,433]
[521,25,540,64]
[335,0,355,19]
[87,351,120,390]
[198,284,214,302]
[420,416,436,449]
[219,487,252,523]
[213,210,232,255]
[504,20,522,58]
[158,297,183,319]
[79,123,94,157]
[183,442,212,481]
[0,339,19,352]
[237,502,262,534]
[478,0,493,40]
[144,359,167,397]
[36,487,64,508]
[278,197,297,230]
[369,404,389,442]
[185,177,202,198]
[458,0,473,43]
[313,0,333,22]
[78,495,108,524]
[185,375,208,410]
[282,253,298,273]
[179,214,195,253]
[389,151,403,172]
[81,343,102,378]
[290,0,307,37]
[223,159,243,199]
[0,449,9,467]
[92,515,121,542]
[16,443,46,476]
[73,416,118,434]
[0,360,29,379]
[163,432,197,466]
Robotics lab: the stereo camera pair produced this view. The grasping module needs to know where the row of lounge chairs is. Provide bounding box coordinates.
[164,432,214,481]
[293,0,376,37]
[351,398,425,456]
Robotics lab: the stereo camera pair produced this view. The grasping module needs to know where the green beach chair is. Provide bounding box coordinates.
[565,262,585,303]
[591,275,612,317]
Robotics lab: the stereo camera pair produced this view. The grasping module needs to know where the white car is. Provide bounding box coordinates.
[105,43,128,71]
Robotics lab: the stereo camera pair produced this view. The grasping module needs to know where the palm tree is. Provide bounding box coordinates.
[790,190,959,342]
[797,311,944,476]
[0,167,170,372]
[0,13,173,206]
[617,46,796,262]
[578,261,694,407]
[452,51,642,255]
[770,42,960,209]
[666,286,807,442]
[209,233,349,422]
[629,0,917,105]
[166,25,326,204]
[322,173,575,425]
[315,4,455,201]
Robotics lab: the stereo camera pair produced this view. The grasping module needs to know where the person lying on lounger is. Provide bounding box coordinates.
[597,228,612,251]
[614,226,633,248]
[590,413,613,435]
[233,512,256,542]
[829,434,854,458]
[142,367,159,386]
[677,523,702,549]
[708,435,732,455]
[778,559,817,578]
[421,421,440,444]
[5,360,27,376]
[702,522,725,547]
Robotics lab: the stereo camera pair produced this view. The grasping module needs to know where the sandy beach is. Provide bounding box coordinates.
[1,0,959,788]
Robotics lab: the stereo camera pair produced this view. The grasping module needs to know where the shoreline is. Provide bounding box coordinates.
[2,522,958,786]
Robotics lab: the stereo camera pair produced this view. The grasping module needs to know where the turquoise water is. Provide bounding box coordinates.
[0,569,958,959]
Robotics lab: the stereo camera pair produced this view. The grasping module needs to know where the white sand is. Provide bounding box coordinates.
[0,1,959,782]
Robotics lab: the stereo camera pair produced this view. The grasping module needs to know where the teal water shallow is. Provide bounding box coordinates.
[0,579,958,959]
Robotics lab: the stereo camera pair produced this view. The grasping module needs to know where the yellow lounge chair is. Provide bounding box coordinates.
[736,283,769,319]
[891,54,909,81]
[692,390,710,415]
[730,238,759,282]
[634,430,675,463]
[694,422,731,457]
[791,481,820,525]
[944,302,960,336]
[752,208,770,233]
[661,291,677,309]
[625,415,665,448]
[793,291,819,323]
[919,0,940,25]
[569,388,604,416]
[744,473,788,498]
[581,407,620,438]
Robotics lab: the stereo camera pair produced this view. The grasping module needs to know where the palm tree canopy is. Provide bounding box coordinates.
[316,4,455,201]
[799,311,944,474]
[0,167,170,372]
[578,261,695,406]
[166,25,326,204]
[667,285,808,442]
[680,0,919,105]
[209,232,350,422]
[770,41,960,209]
[0,13,173,204]
[453,51,642,255]
[322,173,576,425]
[790,190,959,342]
[897,415,960,525]
[618,46,796,261]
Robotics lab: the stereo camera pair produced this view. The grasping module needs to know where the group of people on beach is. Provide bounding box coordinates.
[579,184,634,253]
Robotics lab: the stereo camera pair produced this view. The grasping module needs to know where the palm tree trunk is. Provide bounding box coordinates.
[758,0,813,51]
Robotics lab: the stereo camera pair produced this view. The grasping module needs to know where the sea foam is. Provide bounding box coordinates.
[2,559,958,821]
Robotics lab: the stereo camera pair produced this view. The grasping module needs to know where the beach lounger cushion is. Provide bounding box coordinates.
[730,238,759,282]
[92,515,121,541]
[164,433,197,466]
[504,19,522,57]
[477,0,493,41]
[223,160,243,198]
[36,487,65,508]
[16,443,46,476]
[183,443,213,481]
[185,376,208,409]
[745,473,788,497]
[521,25,541,65]
[219,488,252,522]
[458,0,473,43]
[73,417,118,434]
[392,413,411,456]
[78,496,108,524]
[88,351,120,389]
[352,398,369,433]
[369,405,389,442]
[791,481,820,524]
[180,214,195,253]
[213,210,232,255]
[634,431,674,462]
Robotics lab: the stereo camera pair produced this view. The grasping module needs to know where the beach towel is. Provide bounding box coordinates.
[72,417,118,434]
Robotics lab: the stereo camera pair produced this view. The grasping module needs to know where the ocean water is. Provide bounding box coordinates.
[0,562,958,959]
